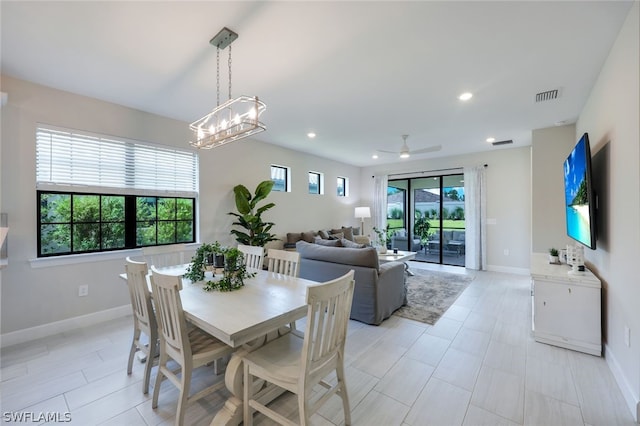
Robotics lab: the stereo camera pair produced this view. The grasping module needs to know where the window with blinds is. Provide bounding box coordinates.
[36,126,198,194]
[35,126,198,257]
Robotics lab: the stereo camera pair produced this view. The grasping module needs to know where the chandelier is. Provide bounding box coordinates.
[189,27,266,149]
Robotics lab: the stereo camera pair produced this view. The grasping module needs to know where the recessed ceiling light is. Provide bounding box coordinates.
[486,137,495,143]
[458,92,473,101]
[307,132,316,138]
[372,153,378,159]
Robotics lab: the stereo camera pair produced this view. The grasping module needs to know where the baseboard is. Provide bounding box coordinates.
[486,264,530,275]
[604,343,640,423]
[0,305,131,348]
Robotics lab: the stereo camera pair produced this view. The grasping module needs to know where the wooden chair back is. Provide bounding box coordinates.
[125,257,156,335]
[238,244,264,270]
[302,270,355,381]
[267,249,300,277]
[149,266,190,363]
[142,243,186,268]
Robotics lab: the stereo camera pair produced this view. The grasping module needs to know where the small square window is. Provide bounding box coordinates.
[308,172,323,195]
[337,177,348,197]
[271,165,290,192]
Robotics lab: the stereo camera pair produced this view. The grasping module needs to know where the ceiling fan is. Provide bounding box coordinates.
[375,135,441,159]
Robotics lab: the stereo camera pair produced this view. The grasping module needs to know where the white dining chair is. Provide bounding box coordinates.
[142,243,186,268]
[267,248,300,277]
[267,249,302,332]
[238,244,264,270]
[124,257,158,395]
[243,270,355,426]
[150,266,235,426]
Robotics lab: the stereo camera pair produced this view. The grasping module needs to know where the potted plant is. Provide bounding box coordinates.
[372,226,389,254]
[229,180,279,247]
[184,242,255,291]
[549,247,560,264]
[414,213,432,249]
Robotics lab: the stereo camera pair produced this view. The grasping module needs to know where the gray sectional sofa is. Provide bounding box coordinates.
[296,241,406,325]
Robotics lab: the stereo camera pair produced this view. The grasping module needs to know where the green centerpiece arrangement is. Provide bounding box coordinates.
[184,242,255,292]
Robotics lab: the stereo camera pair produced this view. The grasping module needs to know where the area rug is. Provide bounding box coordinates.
[393,269,474,325]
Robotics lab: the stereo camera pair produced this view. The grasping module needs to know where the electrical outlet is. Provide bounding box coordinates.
[624,326,631,347]
[78,285,89,297]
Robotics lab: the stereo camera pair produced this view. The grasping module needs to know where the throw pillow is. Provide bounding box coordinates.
[314,236,342,247]
[318,229,330,239]
[353,226,361,236]
[341,238,365,249]
[341,226,354,241]
[329,232,344,240]
[286,232,303,244]
[395,229,407,238]
[301,231,318,243]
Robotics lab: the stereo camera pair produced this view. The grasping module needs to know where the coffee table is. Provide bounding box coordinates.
[378,250,417,276]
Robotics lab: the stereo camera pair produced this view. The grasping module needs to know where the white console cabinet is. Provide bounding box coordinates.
[531,253,601,356]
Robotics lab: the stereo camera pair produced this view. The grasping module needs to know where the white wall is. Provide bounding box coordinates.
[575,2,640,419]
[360,147,532,273]
[0,75,361,337]
[531,124,577,253]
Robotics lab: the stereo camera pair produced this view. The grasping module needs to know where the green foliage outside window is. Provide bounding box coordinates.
[38,191,195,257]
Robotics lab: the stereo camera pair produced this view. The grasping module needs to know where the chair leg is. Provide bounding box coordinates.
[298,390,310,426]
[243,363,253,426]
[127,328,141,375]
[152,351,167,409]
[336,361,351,426]
[175,366,191,426]
[142,337,156,394]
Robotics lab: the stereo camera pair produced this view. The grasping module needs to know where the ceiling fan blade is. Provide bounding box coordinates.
[411,145,442,155]
[377,149,398,154]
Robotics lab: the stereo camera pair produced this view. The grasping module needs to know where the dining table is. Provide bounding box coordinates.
[120,264,319,425]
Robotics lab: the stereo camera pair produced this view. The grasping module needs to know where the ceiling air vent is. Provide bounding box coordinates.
[535,89,560,102]
[492,140,513,146]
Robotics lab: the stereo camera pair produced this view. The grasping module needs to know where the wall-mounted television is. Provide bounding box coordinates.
[563,132,596,249]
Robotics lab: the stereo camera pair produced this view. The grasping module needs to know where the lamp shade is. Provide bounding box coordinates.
[354,206,371,219]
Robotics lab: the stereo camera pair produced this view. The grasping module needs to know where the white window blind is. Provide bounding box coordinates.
[36,126,198,194]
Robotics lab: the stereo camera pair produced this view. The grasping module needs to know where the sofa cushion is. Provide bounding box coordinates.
[301,231,318,243]
[314,236,342,247]
[318,229,330,239]
[341,238,365,249]
[286,232,303,244]
[340,226,355,241]
[395,229,407,238]
[329,232,344,240]
[297,241,378,269]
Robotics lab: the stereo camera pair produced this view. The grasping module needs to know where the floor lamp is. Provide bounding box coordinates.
[354,206,371,237]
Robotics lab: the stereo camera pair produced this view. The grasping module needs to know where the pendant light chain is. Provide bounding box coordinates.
[216,47,221,108]
[228,44,233,101]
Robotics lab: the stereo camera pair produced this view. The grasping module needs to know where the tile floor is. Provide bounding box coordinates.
[1,262,636,425]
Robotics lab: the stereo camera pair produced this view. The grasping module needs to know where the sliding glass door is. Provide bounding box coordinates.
[388,174,465,266]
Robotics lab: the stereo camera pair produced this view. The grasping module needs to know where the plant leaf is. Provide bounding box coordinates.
[233,185,252,215]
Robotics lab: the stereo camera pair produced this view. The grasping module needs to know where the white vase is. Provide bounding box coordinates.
[377,246,387,254]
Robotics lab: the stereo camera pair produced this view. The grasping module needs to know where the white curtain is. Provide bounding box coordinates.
[372,175,388,239]
[464,165,487,270]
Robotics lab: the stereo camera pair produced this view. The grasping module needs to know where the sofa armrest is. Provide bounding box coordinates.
[376,261,407,319]
[378,261,404,275]
[353,235,370,245]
